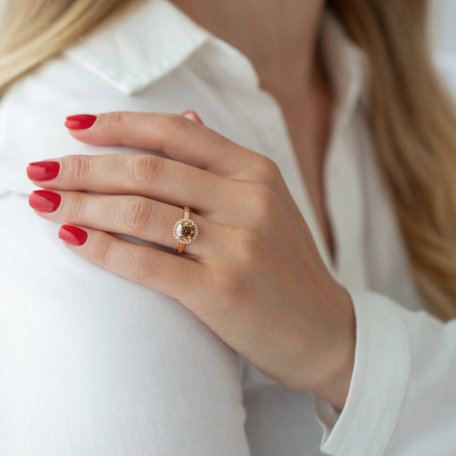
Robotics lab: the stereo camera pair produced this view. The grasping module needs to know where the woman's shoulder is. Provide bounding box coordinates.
[0,0,211,194]
[0,46,209,196]
[0,0,267,195]
[0,54,143,194]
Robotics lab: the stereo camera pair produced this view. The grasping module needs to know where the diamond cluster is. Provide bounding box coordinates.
[173,218,198,244]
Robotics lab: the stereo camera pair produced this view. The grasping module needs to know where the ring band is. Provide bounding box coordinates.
[173,206,199,254]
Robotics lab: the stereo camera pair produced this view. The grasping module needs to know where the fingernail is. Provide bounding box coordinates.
[64,114,97,130]
[182,110,204,124]
[58,225,88,245]
[28,190,61,212]
[27,161,60,181]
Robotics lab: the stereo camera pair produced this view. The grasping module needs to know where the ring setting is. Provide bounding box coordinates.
[173,206,198,254]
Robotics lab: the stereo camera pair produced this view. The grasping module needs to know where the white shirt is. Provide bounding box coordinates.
[1,0,456,454]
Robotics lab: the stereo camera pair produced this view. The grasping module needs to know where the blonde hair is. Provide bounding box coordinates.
[329,0,456,322]
[1,0,455,321]
[0,0,147,92]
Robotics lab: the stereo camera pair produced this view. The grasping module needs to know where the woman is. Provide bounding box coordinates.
[1,0,456,454]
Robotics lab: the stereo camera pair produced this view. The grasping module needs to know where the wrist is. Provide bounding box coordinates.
[313,287,356,411]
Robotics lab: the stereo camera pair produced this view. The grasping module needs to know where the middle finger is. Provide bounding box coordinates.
[27,153,237,216]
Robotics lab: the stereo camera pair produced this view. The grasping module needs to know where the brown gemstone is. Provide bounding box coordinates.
[175,219,198,243]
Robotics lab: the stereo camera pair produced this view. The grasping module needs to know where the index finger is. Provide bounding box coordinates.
[64,111,254,178]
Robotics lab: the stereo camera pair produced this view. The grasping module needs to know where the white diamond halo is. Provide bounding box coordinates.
[173,218,198,244]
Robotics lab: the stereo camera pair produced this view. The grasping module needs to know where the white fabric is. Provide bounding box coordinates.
[1,0,456,454]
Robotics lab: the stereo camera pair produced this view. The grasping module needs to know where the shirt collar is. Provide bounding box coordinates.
[319,10,370,126]
[63,0,209,95]
[63,0,369,116]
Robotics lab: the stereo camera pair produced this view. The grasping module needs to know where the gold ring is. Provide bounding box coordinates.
[173,206,199,254]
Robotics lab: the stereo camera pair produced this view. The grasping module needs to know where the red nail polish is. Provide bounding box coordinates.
[28,190,61,212]
[27,161,60,181]
[182,110,204,124]
[58,225,88,245]
[64,114,97,130]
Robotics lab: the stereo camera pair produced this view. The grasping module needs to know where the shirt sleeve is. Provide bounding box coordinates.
[312,287,456,455]
[0,56,252,456]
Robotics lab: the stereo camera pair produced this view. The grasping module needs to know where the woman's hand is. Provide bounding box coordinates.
[26,110,356,411]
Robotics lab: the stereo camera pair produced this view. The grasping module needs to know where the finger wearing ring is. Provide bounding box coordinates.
[28,190,210,256]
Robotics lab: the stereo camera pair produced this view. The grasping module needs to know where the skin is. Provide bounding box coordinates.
[27,111,356,412]
[27,0,356,412]
[170,0,336,261]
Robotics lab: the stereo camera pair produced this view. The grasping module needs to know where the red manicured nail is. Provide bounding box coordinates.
[58,225,88,245]
[64,114,97,130]
[27,161,60,181]
[28,190,61,212]
[182,110,204,124]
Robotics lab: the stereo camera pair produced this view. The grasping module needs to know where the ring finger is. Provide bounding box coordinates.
[28,189,219,257]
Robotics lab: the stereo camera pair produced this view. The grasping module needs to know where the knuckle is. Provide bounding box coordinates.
[246,181,278,220]
[129,155,163,184]
[106,111,128,131]
[255,155,282,183]
[130,250,160,284]
[122,197,153,231]
[70,193,89,220]
[237,226,264,257]
[67,154,91,182]
[159,113,187,132]
[92,237,115,267]
[215,267,245,302]
[152,113,189,151]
